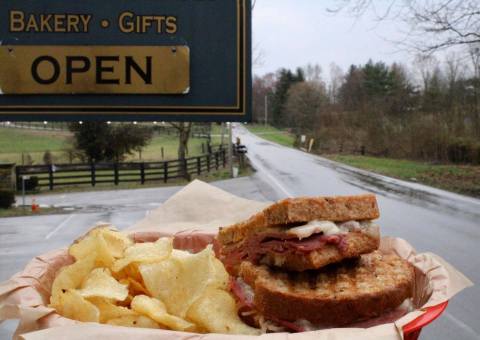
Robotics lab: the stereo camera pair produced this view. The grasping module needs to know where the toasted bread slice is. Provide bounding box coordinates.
[260,227,380,271]
[218,194,379,245]
[239,252,414,326]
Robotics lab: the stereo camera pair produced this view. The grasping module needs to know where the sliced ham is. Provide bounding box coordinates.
[221,231,347,270]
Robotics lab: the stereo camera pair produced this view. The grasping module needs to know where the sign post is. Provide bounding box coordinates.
[0,0,251,122]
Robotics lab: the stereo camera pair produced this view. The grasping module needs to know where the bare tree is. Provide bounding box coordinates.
[328,63,344,104]
[414,54,439,91]
[468,44,480,134]
[285,81,328,137]
[170,122,193,161]
[329,0,480,54]
[252,42,265,68]
[445,52,463,87]
[469,44,480,78]
[304,64,323,83]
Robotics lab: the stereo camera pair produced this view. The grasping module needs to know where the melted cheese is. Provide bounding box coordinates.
[286,220,346,240]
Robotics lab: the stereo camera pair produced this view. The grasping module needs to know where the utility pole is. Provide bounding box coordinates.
[264,94,268,126]
[227,122,233,177]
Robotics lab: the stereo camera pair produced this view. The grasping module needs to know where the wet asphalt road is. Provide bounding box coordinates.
[235,125,479,340]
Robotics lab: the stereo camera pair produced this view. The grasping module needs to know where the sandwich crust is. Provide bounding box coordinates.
[218,194,379,245]
[260,227,380,271]
[239,252,414,327]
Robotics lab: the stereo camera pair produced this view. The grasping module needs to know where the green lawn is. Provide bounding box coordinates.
[0,128,69,153]
[328,155,480,198]
[246,124,295,147]
[0,127,223,164]
[0,206,66,218]
[0,128,70,164]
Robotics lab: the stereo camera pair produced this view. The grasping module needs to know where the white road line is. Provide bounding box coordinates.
[250,156,293,198]
[444,311,479,338]
[45,214,76,240]
[236,126,293,197]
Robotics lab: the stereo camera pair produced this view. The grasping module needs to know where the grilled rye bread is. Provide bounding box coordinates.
[238,252,414,327]
[218,195,379,245]
[216,195,380,273]
[259,226,380,271]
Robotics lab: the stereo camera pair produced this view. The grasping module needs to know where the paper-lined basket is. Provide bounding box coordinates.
[0,180,473,340]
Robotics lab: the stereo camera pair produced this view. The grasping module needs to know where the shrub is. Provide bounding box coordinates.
[0,189,15,209]
[17,176,39,192]
[43,150,53,165]
[447,138,480,164]
[24,176,39,191]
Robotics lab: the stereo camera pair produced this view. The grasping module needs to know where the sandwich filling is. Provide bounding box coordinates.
[221,220,377,270]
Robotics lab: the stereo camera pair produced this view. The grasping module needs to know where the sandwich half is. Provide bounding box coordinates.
[216,194,381,273]
[231,252,415,331]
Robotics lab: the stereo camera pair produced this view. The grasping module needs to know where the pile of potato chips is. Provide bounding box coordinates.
[49,227,259,335]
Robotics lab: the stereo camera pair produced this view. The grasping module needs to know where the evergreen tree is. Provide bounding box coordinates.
[271,68,305,127]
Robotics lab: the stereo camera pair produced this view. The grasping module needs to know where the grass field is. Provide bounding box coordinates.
[0,127,223,164]
[328,155,480,198]
[246,124,295,147]
[0,207,65,218]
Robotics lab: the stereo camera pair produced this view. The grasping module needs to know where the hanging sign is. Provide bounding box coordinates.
[0,0,251,122]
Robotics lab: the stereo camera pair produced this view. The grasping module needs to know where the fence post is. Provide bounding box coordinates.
[140,163,145,185]
[207,155,211,172]
[222,149,227,168]
[163,162,168,183]
[197,157,201,175]
[183,158,188,179]
[114,163,119,186]
[91,163,96,186]
[201,143,205,154]
[48,164,54,191]
[215,152,219,170]
[161,147,164,160]
[15,166,21,191]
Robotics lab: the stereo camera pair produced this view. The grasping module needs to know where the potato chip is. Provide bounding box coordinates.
[127,278,150,296]
[187,288,260,335]
[56,289,100,323]
[119,277,149,296]
[139,246,227,318]
[106,315,161,329]
[117,294,134,308]
[69,227,132,268]
[69,232,114,268]
[51,229,259,335]
[50,251,97,306]
[78,268,128,301]
[112,238,173,273]
[131,295,196,332]
[88,297,137,323]
[123,263,144,283]
[97,228,133,258]
[211,255,230,290]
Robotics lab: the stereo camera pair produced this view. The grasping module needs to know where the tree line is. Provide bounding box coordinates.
[252,52,480,164]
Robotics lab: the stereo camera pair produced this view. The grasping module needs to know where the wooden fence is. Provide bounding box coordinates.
[15,149,227,191]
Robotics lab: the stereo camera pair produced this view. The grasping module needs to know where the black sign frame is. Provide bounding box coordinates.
[0,0,252,122]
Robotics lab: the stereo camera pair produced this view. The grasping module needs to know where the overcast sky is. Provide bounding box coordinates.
[253,0,417,77]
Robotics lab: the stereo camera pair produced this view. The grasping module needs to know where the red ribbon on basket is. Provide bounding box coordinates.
[403,301,449,340]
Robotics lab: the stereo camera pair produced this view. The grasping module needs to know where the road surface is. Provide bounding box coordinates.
[235,124,479,340]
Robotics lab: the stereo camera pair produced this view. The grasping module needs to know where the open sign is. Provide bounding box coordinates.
[0,0,251,122]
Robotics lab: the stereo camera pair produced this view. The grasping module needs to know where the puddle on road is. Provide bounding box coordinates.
[318,160,480,221]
